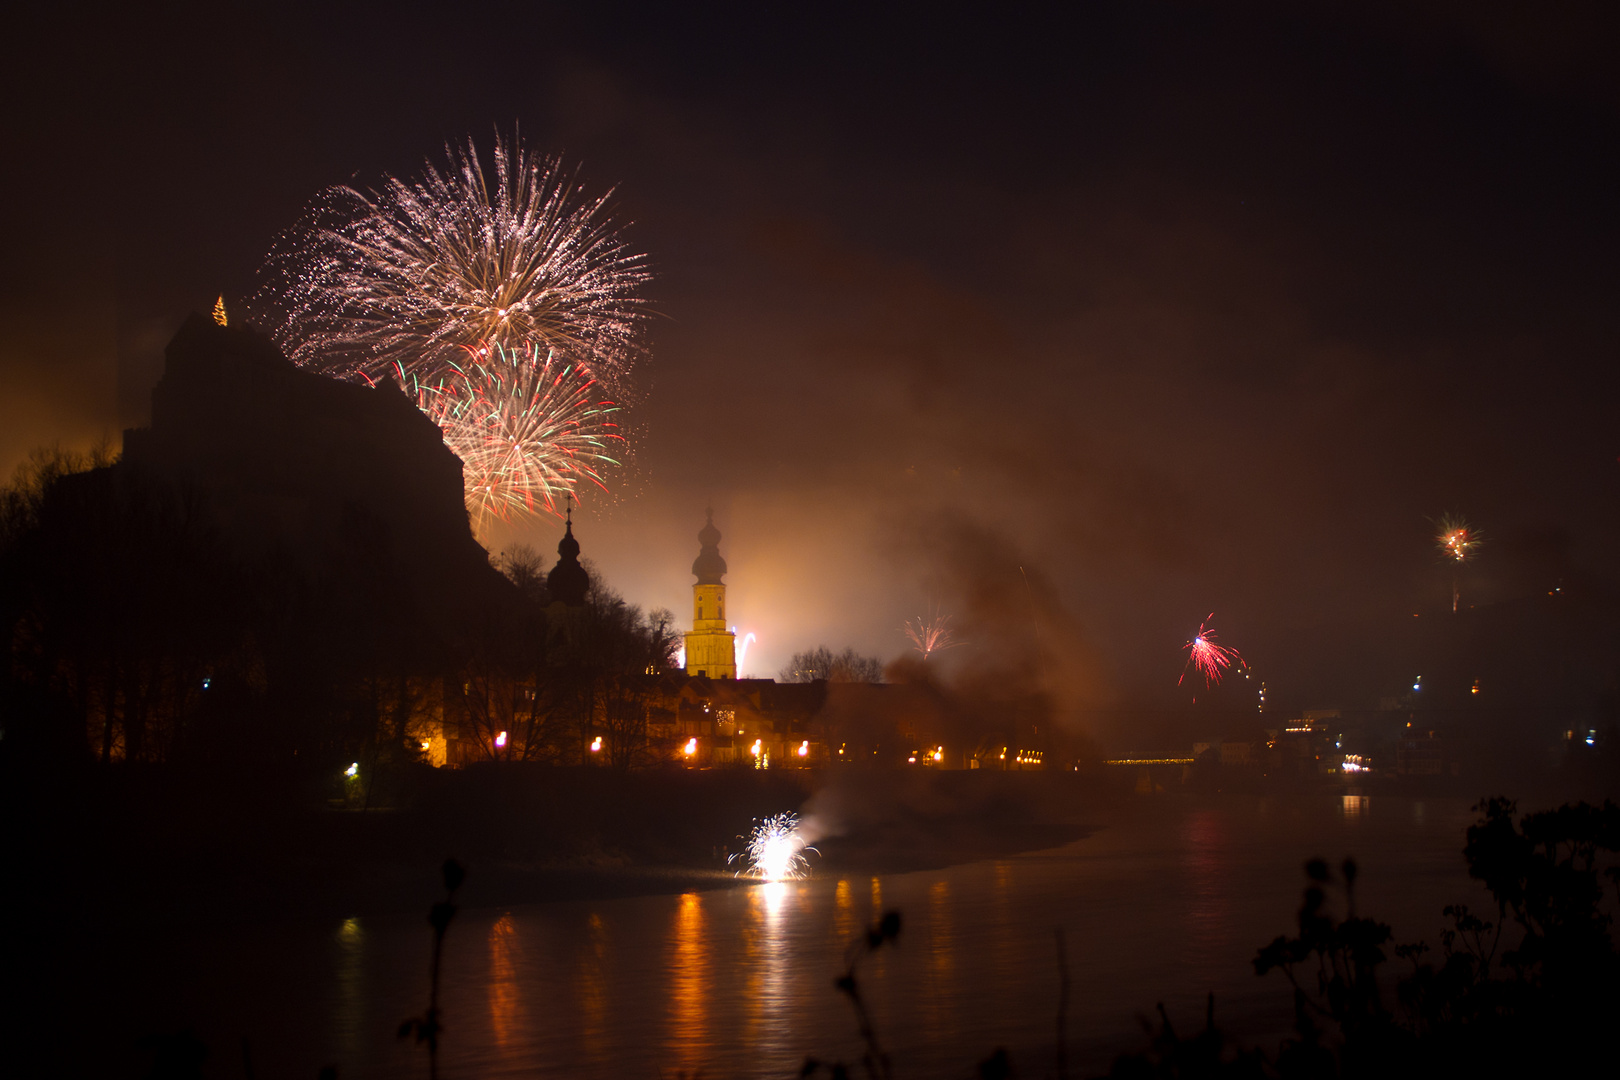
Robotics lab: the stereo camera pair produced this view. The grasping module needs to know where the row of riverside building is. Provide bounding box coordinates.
[433,511,1058,771]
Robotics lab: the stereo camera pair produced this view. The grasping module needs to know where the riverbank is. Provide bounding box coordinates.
[11,763,1113,930]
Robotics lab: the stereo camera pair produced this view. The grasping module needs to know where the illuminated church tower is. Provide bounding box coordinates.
[684,510,736,678]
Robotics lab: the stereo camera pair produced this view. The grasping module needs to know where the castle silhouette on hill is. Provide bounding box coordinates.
[122,312,502,621]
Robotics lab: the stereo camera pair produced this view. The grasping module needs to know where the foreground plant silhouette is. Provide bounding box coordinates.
[1107,797,1620,1079]
[801,910,903,1080]
[398,858,466,1080]
[800,909,1019,1080]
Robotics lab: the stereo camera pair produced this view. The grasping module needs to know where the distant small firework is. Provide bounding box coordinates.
[1434,514,1482,612]
[731,812,815,883]
[1436,515,1481,564]
[1178,613,1244,689]
[904,609,960,659]
[732,629,757,671]
[257,132,650,388]
[411,342,624,532]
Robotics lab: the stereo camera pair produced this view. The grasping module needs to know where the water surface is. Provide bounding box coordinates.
[99,793,1487,1077]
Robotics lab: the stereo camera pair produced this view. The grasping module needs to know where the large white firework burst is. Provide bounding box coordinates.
[411,342,625,533]
[257,132,650,389]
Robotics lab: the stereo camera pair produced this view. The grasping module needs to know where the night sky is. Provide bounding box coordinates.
[6,1,1618,725]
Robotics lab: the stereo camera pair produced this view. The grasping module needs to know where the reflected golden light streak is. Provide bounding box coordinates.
[488,914,517,1048]
[929,880,953,974]
[834,878,855,942]
[668,892,708,1075]
[1181,810,1231,961]
[762,880,787,917]
[573,912,609,1057]
[743,878,793,1054]
[333,916,365,1065]
[923,880,956,1035]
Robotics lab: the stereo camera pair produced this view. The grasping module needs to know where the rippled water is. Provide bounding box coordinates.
[98,793,1488,1078]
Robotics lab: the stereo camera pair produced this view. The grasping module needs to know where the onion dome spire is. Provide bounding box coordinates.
[546,497,589,605]
[692,508,727,584]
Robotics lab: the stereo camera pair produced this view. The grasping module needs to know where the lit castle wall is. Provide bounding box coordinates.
[683,510,736,678]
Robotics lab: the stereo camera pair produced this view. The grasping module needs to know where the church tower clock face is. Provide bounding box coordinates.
[683,509,737,679]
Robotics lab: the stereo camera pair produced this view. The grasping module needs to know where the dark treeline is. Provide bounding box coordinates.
[0,444,679,800]
[780,645,886,684]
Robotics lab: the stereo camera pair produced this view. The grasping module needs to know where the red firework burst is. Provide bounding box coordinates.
[1179,614,1245,688]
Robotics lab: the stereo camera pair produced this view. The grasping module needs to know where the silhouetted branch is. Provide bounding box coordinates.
[398,858,466,1080]
[804,910,902,1080]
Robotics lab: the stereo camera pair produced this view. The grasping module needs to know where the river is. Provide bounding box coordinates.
[91,792,1489,1078]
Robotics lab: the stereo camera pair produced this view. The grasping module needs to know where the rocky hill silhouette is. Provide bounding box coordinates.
[121,313,503,621]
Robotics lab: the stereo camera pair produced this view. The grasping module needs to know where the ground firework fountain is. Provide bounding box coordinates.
[732,812,816,882]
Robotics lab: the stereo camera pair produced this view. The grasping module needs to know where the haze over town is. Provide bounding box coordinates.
[4,4,1619,1078]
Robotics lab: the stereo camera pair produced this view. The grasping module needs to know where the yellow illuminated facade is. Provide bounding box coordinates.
[684,510,736,678]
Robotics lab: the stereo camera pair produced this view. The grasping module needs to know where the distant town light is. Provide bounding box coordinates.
[495,731,507,749]
[590,736,603,753]
[797,740,809,757]
[684,737,698,756]
[420,740,431,751]
[344,762,358,778]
